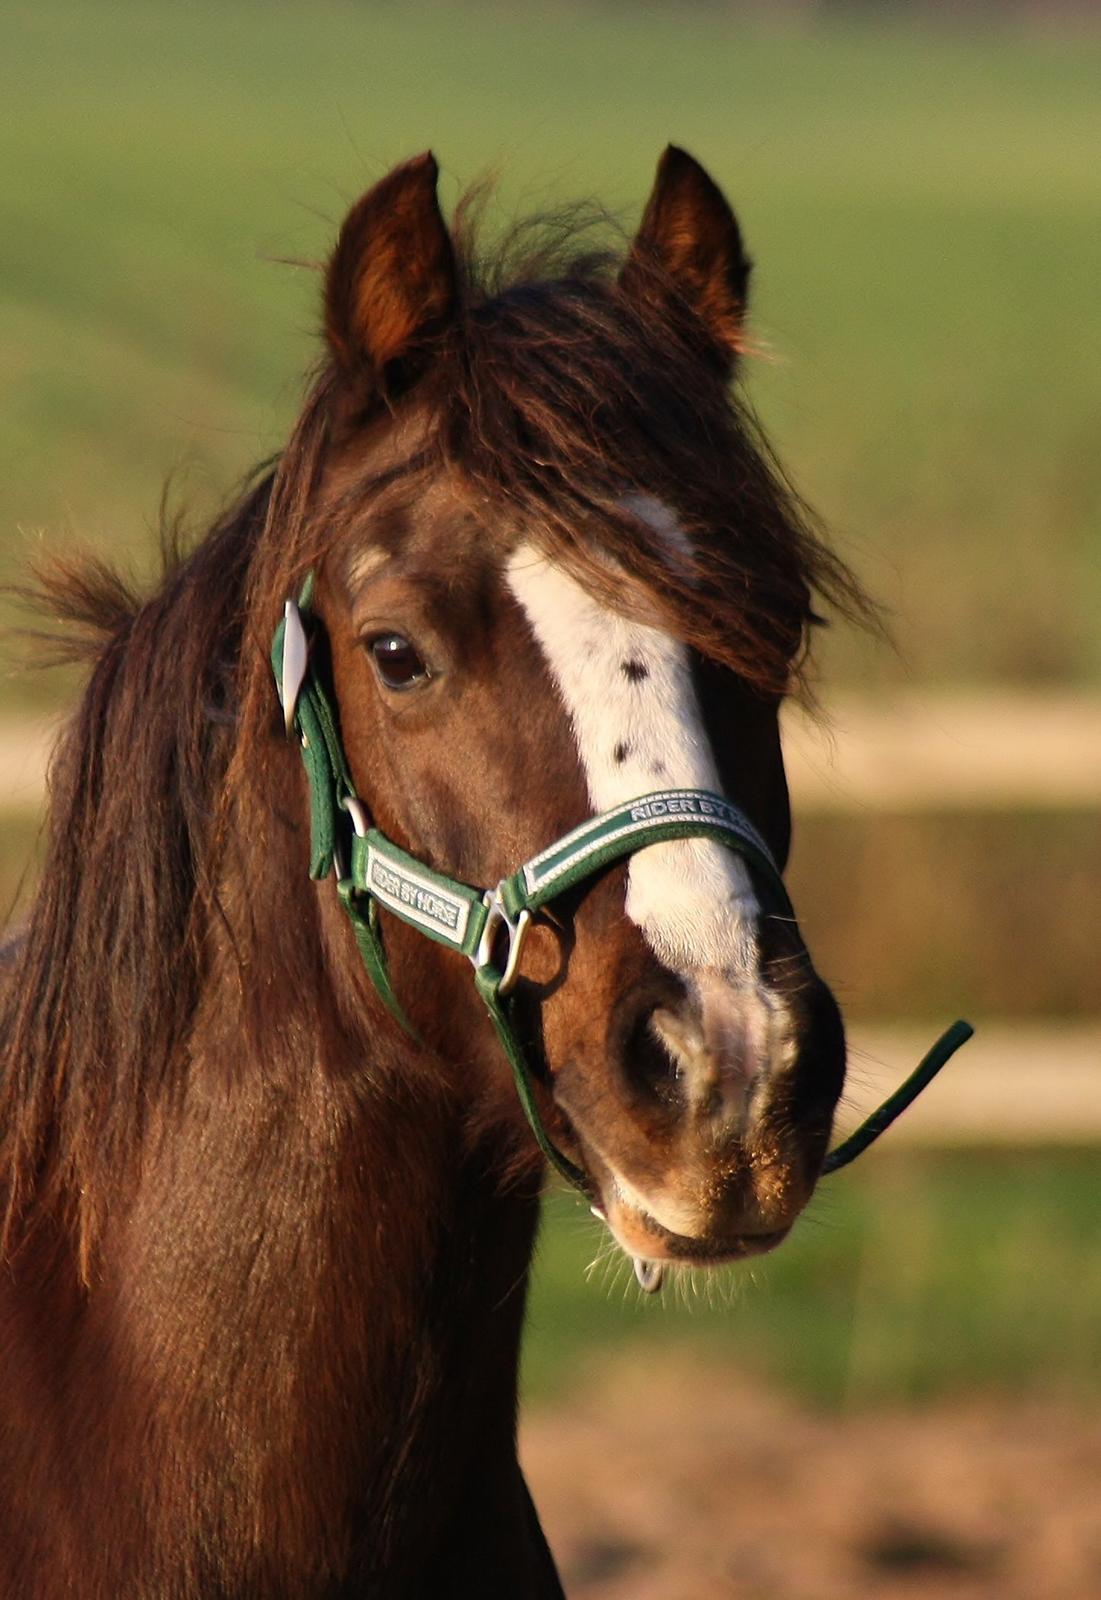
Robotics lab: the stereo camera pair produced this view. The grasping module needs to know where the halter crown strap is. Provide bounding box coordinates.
[272,579,972,1196]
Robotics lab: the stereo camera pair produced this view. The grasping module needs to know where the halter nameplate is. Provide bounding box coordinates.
[271,580,972,1199]
[358,834,483,953]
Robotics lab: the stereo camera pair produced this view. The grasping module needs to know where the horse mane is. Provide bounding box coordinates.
[0,193,870,1270]
[0,476,260,1260]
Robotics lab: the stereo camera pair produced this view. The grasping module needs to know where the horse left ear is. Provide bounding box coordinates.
[620,146,751,371]
[324,152,457,387]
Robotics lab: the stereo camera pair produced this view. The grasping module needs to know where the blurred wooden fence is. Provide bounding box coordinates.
[5,694,1100,813]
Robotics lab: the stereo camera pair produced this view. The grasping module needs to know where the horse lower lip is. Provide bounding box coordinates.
[593,1170,794,1264]
[686,1228,789,1264]
[622,1207,791,1265]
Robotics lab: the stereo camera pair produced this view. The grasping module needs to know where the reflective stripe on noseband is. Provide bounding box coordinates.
[272,581,972,1198]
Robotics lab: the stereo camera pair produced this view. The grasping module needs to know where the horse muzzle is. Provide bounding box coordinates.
[548,940,847,1269]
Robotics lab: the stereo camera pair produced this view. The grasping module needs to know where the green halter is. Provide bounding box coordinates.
[271,579,972,1196]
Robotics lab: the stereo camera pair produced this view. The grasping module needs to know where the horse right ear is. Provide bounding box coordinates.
[324,153,457,390]
[619,146,751,374]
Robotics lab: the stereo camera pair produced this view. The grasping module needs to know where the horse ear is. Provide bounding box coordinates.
[620,146,751,371]
[324,152,457,386]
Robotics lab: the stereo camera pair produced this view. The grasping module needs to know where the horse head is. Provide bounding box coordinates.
[284,148,850,1280]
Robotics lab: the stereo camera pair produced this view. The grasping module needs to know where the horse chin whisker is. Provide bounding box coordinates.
[582,1235,619,1282]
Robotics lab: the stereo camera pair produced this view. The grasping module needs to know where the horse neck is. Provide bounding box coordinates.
[115,813,539,1487]
[2,711,544,1592]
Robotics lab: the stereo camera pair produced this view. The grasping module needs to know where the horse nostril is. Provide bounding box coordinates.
[623,1003,686,1109]
[650,1004,705,1071]
[617,979,770,1128]
[638,981,765,1129]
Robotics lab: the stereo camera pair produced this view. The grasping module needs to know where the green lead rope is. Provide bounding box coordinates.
[821,1018,974,1175]
[272,581,973,1200]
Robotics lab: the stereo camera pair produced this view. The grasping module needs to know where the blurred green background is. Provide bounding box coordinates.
[4,0,1100,693]
[2,0,1099,1418]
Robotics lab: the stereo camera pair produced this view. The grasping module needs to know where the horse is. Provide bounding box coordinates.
[0,146,865,1596]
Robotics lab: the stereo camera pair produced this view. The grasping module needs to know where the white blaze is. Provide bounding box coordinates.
[506,540,760,977]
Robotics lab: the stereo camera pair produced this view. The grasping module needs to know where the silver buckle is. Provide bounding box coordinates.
[474,884,532,996]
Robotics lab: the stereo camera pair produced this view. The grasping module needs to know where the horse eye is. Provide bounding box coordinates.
[368,633,431,691]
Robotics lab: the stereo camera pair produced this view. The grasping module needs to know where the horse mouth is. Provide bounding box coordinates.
[596,1188,791,1268]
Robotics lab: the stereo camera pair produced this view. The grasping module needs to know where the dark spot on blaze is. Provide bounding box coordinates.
[613,741,631,765]
[622,659,649,683]
[651,762,667,778]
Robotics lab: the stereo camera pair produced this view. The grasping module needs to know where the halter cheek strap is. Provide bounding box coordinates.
[271,582,972,1197]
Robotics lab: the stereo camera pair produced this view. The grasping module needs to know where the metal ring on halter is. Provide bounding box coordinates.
[474,886,532,997]
[335,795,371,883]
[341,795,371,838]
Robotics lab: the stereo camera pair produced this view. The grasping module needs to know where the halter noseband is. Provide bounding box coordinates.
[272,578,971,1199]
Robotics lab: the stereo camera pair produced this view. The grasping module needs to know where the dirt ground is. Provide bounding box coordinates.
[523,1357,1101,1600]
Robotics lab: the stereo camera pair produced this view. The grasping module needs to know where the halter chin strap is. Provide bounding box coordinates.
[272,580,972,1197]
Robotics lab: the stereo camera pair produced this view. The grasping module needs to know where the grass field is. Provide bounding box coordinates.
[525,1149,1101,1407]
[3,2,1100,704]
